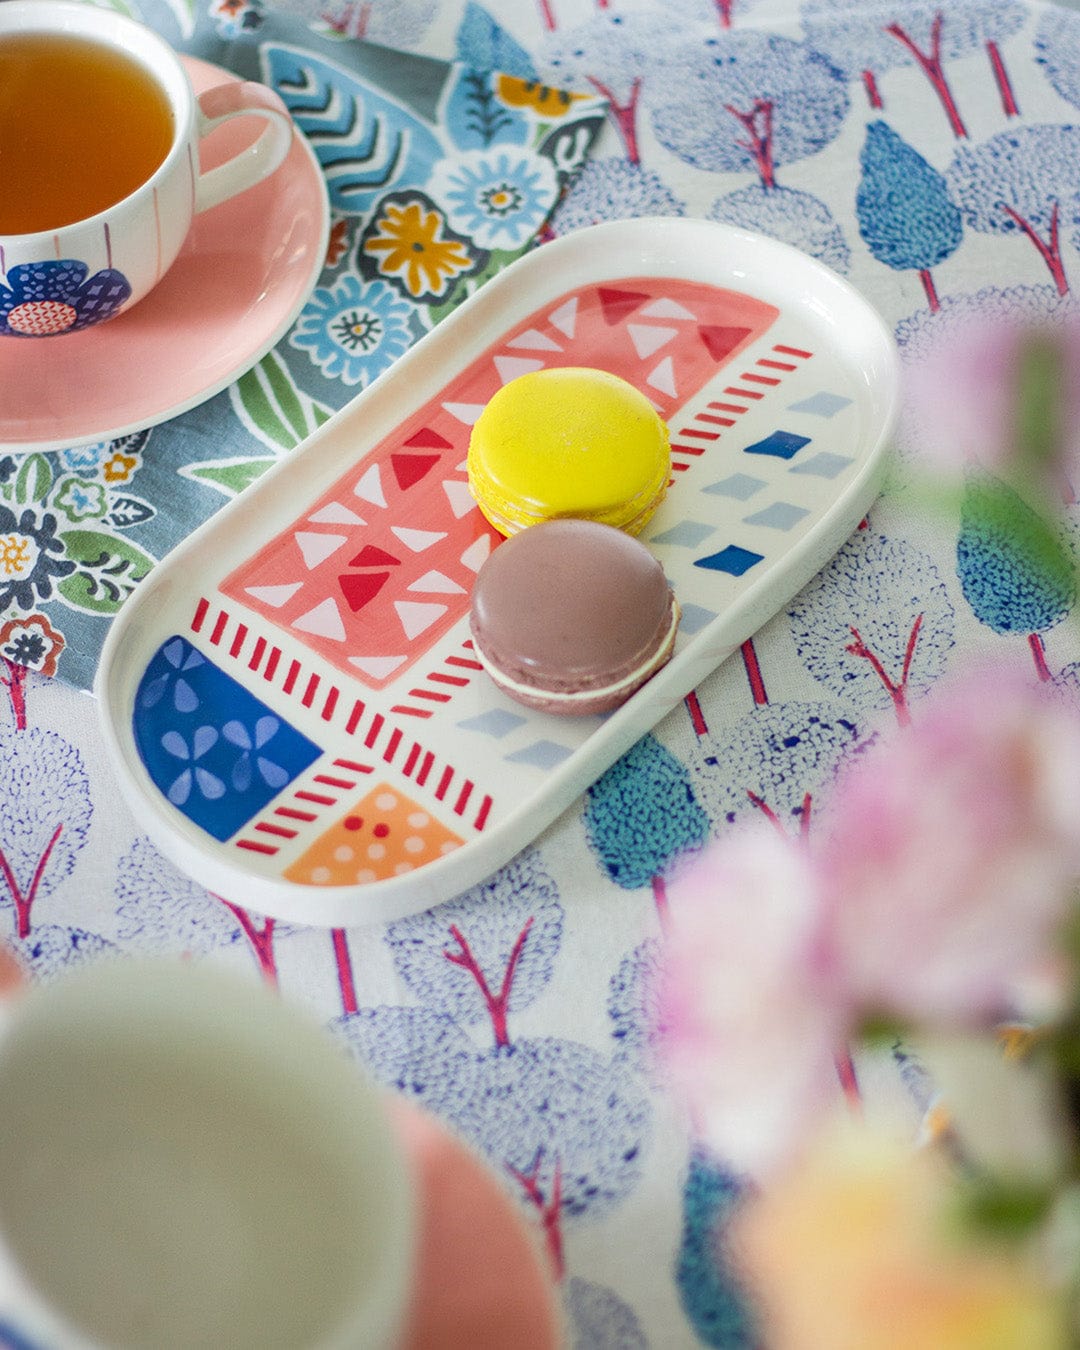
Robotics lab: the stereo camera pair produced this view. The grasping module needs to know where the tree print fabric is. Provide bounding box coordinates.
[19,1,1080,1346]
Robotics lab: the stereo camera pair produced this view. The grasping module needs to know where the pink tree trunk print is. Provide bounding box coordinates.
[0,824,62,939]
[725,98,776,188]
[1029,632,1053,683]
[986,40,1019,117]
[862,69,883,109]
[886,14,968,139]
[844,613,924,728]
[443,916,534,1049]
[1001,199,1068,295]
[538,0,556,31]
[586,76,642,164]
[1,658,27,731]
[716,0,734,26]
[332,928,359,1014]
[508,1153,564,1278]
[919,268,940,313]
[219,898,278,986]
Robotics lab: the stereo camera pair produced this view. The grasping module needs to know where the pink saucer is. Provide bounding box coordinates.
[0,57,330,454]
[393,1102,562,1348]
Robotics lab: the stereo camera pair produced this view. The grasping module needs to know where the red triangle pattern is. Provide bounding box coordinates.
[598,287,649,326]
[338,571,390,613]
[349,544,400,568]
[404,427,453,449]
[391,453,440,491]
[699,325,753,362]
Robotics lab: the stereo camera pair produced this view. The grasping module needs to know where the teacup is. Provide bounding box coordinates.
[0,1,294,338]
[0,959,415,1348]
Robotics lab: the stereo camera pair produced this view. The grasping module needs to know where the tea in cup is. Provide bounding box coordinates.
[0,1,294,337]
[0,959,415,1348]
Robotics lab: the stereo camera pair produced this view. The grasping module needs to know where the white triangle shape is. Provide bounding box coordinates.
[308,501,365,526]
[508,328,563,352]
[646,355,678,398]
[443,479,478,519]
[409,569,466,594]
[392,525,446,552]
[348,654,407,679]
[443,402,486,426]
[295,531,348,570]
[293,597,346,641]
[396,599,448,639]
[245,582,302,608]
[495,355,545,384]
[459,534,493,572]
[629,323,679,359]
[548,296,578,338]
[641,298,696,320]
[353,463,387,508]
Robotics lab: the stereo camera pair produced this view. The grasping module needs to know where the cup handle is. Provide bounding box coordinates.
[193,82,294,215]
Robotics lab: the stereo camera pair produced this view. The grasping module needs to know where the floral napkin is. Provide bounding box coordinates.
[0,0,605,688]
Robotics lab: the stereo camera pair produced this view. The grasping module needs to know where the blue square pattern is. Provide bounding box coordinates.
[457,708,528,738]
[702,473,767,501]
[743,430,811,460]
[694,545,765,577]
[133,636,322,842]
[743,501,810,531]
[788,451,854,479]
[648,520,716,548]
[787,392,852,418]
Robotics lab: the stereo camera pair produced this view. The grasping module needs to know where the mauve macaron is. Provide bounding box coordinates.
[469,519,680,716]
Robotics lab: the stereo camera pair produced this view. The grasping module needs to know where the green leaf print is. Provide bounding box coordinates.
[15,454,53,506]
[231,352,333,452]
[55,530,156,614]
[182,458,278,499]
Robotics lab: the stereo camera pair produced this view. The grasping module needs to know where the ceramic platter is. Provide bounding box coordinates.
[96,218,901,926]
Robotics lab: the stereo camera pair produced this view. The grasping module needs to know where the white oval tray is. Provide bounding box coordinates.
[96,218,900,926]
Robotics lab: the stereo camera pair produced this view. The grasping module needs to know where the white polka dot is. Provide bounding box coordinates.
[355,868,377,884]
[439,841,460,855]
[334,845,354,863]
[311,867,332,884]
[404,835,426,854]
[375,793,398,812]
[393,862,414,875]
[367,843,386,860]
[407,811,430,829]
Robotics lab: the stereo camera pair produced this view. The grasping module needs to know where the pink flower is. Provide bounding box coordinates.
[659,824,849,1179]
[818,666,1080,1024]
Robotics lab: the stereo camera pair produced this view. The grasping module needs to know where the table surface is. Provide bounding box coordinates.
[7,1,1080,1344]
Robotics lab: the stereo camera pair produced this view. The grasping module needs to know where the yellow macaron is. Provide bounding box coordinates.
[467,367,671,536]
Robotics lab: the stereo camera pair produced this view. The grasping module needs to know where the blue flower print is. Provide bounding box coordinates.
[139,637,205,715]
[289,275,416,387]
[430,149,558,250]
[161,726,225,807]
[222,716,292,793]
[0,260,130,337]
[60,444,108,475]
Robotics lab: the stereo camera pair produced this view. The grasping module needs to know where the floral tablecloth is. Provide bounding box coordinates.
[7,0,1080,1344]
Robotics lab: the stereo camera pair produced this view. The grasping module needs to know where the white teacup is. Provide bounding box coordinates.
[0,1,294,338]
[0,959,414,1349]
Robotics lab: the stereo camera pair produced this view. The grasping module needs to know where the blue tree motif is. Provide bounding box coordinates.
[551,159,686,235]
[13,924,116,981]
[384,848,562,1044]
[1035,9,1080,114]
[583,734,709,919]
[956,471,1076,676]
[857,121,962,312]
[946,125,1080,297]
[649,31,848,186]
[676,1147,757,1347]
[788,532,955,726]
[455,2,538,78]
[564,1277,647,1349]
[685,701,864,835]
[0,726,92,939]
[711,183,850,273]
[802,1,1026,130]
[607,938,665,1084]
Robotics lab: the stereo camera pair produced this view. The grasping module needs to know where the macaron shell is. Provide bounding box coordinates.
[467,368,670,536]
[469,519,679,715]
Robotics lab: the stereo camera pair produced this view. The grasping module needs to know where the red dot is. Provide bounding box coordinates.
[373,822,390,837]
[344,816,363,831]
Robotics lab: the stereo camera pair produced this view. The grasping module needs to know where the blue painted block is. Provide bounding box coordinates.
[743,429,811,459]
[694,545,764,577]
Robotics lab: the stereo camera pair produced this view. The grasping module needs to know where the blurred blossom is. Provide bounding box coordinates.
[659,825,849,1179]
[734,1121,1069,1350]
[818,665,1080,1024]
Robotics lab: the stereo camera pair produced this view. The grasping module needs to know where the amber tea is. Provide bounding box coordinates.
[0,32,175,234]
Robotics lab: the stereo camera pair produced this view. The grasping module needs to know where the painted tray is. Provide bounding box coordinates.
[96,219,900,926]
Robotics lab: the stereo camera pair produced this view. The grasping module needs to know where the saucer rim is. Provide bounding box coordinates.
[0,55,330,456]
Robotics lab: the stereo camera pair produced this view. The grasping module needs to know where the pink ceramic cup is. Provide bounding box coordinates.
[0,1,294,338]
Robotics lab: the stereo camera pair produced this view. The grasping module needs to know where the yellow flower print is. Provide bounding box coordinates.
[103,451,138,484]
[362,198,476,300]
[0,534,34,579]
[496,75,586,118]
